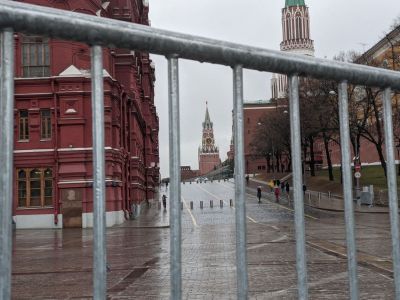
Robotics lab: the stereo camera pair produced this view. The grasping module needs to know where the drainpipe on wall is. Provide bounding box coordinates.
[52,79,59,225]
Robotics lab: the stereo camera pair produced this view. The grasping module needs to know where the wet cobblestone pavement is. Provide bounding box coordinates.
[11,180,396,299]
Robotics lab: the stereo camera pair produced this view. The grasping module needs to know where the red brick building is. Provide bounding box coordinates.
[180,166,200,181]
[198,104,221,175]
[243,100,280,174]
[12,0,159,229]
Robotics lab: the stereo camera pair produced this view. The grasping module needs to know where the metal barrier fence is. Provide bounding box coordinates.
[0,1,400,299]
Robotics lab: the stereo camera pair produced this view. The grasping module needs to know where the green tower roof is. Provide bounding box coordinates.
[285,0,305,7]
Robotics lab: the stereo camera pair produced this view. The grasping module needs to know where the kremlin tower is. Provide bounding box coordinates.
[271,0,315,99]
[198,103,221,175]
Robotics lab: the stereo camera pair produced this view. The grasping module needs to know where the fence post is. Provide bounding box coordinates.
[338,81,359,299]
[288,74,308,299]
[233,65,248,299]
[0,29,15,300]
[168,55,182,300]
[90,45,107,300]
[382,87,400,298]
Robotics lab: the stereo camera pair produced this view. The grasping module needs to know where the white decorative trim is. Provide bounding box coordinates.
[58,147,92,151]
[58,147,113,151]
[14,149,54,153]
[59,65,83,77]
[14,214,63,229]
[82,210,125,228]
[14,147,122,154]
[102,1,110,10]
[59,65,113,79]
[58,178,120,184]
[243,106,279,110]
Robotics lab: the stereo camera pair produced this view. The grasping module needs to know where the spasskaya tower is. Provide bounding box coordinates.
[198,103,221,175]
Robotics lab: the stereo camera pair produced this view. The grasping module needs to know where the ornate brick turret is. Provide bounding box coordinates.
[271,0,314,99]
[198,103,221,175]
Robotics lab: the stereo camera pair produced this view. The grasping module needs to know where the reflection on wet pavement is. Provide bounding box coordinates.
[11,181,396,299]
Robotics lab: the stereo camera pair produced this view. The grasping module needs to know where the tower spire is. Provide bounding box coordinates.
[204,101,211,125]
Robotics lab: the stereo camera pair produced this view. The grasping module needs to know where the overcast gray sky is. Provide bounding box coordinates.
[148,0,399,179]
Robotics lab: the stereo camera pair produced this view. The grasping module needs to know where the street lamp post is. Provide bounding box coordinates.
[352,137,361,201]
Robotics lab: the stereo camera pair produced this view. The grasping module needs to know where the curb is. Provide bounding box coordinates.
[248,179,389,214]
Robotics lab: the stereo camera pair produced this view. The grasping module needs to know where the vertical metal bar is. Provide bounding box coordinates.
[167,55,181,300]
[91,45,106,300]
[382,87,400,299]
[338,81,359,300]
[288,74,308,299]
[233,65,248,299]
[0,28,14,300]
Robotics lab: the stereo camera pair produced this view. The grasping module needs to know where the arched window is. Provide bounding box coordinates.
[296,13,302,39]
[17,168,53,208]
[286,13,291,40]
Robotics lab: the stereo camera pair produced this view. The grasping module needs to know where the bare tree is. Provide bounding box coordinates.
[299,78,340,178]
[250,105,291,173]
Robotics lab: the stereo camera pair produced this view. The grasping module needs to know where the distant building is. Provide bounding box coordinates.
[317,25,400,168]
[271,0,315,99]
[180,166,200,181]
[356,25,400,69]
[198,103,221,175]
[12,0,159,229]
[243,100,290,174]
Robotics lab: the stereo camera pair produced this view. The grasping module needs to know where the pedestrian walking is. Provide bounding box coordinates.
[302,184,307,195]
[285,182,290,194]
[285,181,291,205]
[162,194,167,209]
[274,185,280,203]
[280,181,285,193]
[245,174,249,185]
[257,186,262,203]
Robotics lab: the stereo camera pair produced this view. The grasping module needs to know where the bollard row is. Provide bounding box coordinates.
[157,199,234,210]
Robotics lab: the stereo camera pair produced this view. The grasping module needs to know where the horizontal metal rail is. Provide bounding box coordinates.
[1,1,400,300]
[0,1,400,89]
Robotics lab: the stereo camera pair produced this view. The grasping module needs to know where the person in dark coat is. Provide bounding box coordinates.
[302,184,307,195]
[285,182,290,194]
[257,186,262,203]
[162,194,167,209]
[280,181,285,193]
[274,185,280,203]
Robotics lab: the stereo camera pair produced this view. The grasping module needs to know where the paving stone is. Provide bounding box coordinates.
[10,181,396,299]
